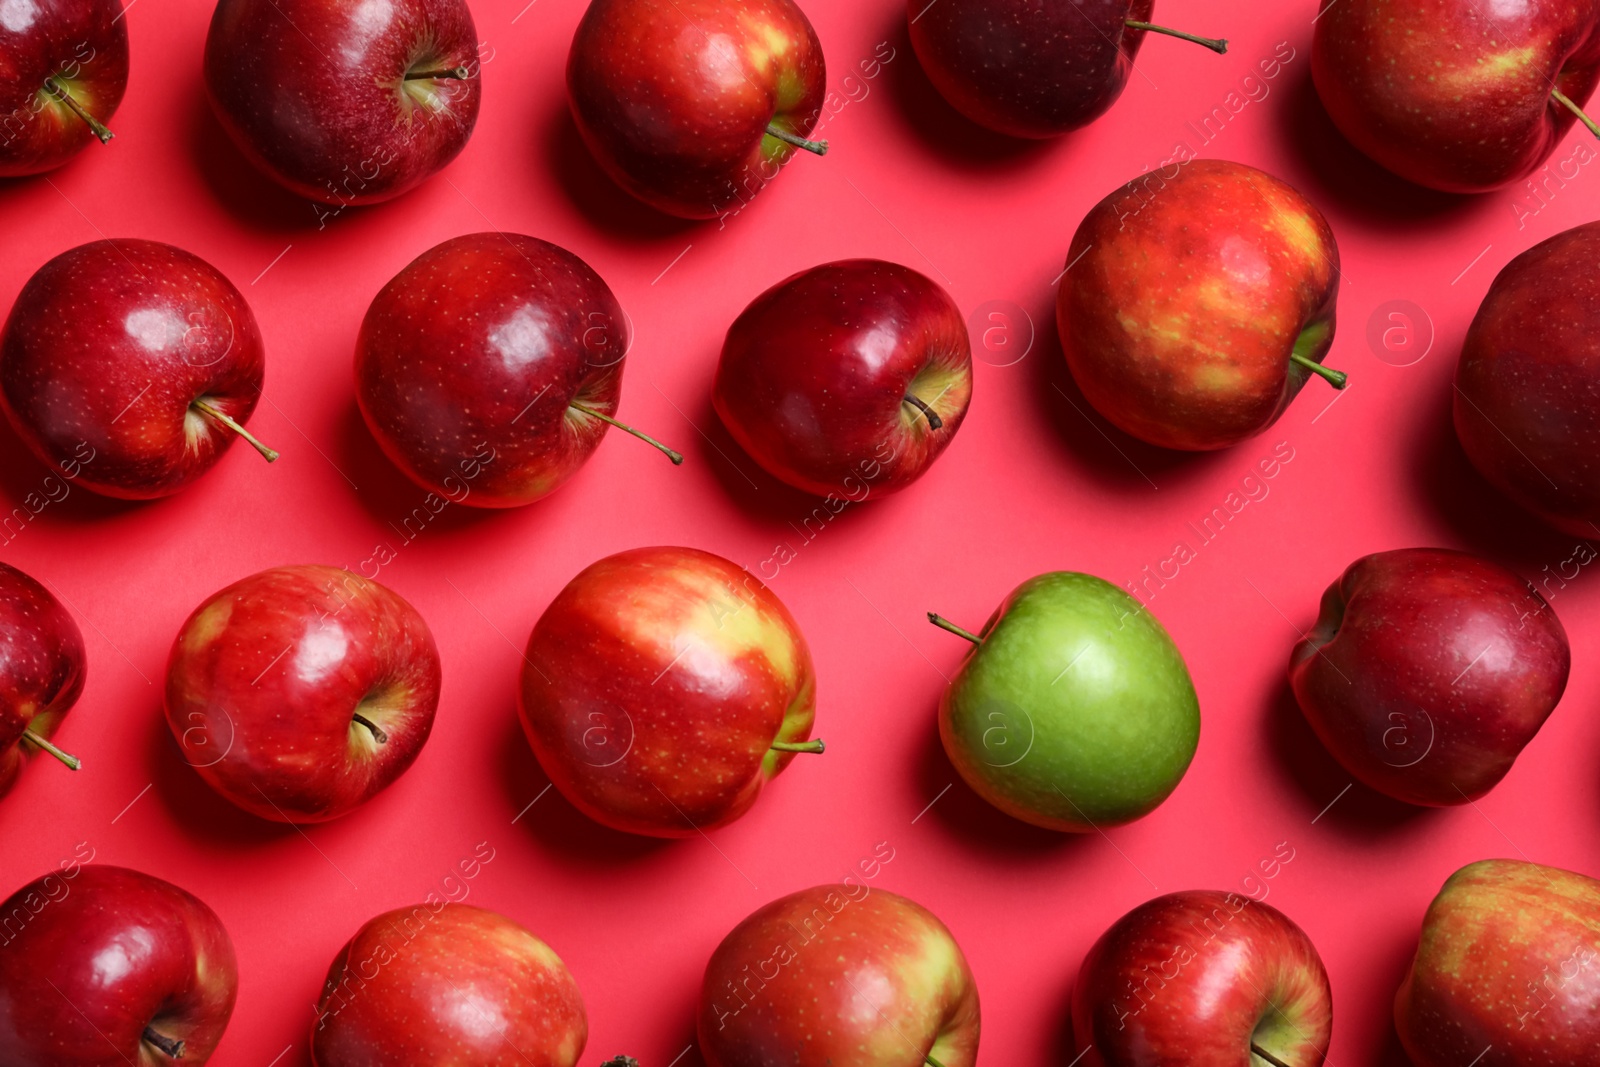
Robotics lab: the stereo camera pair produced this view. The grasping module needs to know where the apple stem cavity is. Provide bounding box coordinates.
[765,123,829,156]
[1124,20,1229,54]
[569,402,684,465]
[191,400,281,462]
[21,729,80,771]
[142,1027,185,1059]
[42,77,114,143]
[903,393,944,430]
[770,738,826,754]
[405,66,471,80]
[927,612,982,644]
[1289,352,1348,390]
[1250,1043,1293,1067]
[1551,86,1600,141]
[352,712,389,744]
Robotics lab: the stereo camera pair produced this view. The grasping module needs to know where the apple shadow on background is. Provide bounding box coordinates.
[188,81,324,236]
[0,414,141,524]
[541,106,699,244]
[145,702,301,851]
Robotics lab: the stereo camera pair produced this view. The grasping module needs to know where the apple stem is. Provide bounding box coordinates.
[598,1059,640,1067]
[1124,20,1229,54]
[352,712,389,744]
[142,1027,185,1059]
[926,1056,947,1067]
[902,394,944,430]
[927,612,982,644]
[770,738,826,754]
[42,77,114,143]
[21,729,80,771]
[765,123,829,156]
[1289,353,1348,390]
[1551,86,1600,141]
[1250,1043,1293,1067]
[405,66,471,80]
[569,402,684,465]
[191,400,280,462]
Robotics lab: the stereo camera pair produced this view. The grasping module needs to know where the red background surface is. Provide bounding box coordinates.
[3,1,1599,1064]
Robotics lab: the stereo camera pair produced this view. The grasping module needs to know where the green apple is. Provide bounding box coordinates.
[929,572,1200,831]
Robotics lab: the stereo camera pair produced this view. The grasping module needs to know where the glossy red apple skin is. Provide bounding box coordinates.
[164,565,441,824]
[698,884,980,1067]
[714,260,973,498]
[566,0,827,219]
[0,864,239,1066]
[204,0,481,206]
[0,0,128,176]
[1290,548,1570,807]
[1058,160,1341,451]
[356,232,636,509]
[312,903,587,1067]
[1455,221,1600,535]
[1396,859,1600,1067]
[908,0,1155,139]
[0,239,269,500]
[518,546,817,838]
[0,561,85,798]
[1072,890,1332,1067]
[1313,0,1600,193]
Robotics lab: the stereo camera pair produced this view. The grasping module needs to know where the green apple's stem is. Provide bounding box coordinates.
[569,402,684,465]
[351,712,389,744]
[405,66,470,80]
[1250,1043,1293,1067]
[1289,352,1348,389]
[770,739,826,754]
[42,77,113,143]
[142,1027,185,1059]
[902,394,944,430]
[1125,20,1229,54]
[927,612,982,644]
[21,729,80,771]
[192,400,280,462]
[1551,86,1600,141]
[765,123,829,156]
[926,1056,947,1067]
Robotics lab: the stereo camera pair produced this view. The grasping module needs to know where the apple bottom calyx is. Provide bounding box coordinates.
[143,1025,185,1059]
[42,76,114,143]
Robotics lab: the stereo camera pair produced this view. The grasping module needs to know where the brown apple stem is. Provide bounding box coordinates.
[598,1059,640,1067]
[1250,1043,1293,1067]
[765,123,829,156]
[351,712,389,744]
[142,1027,185,1059]
[404,66,471,80]
[927,612,982,644]
[21,729,81,771]
[1289,352,1348,389]
[42,77,114,143]
[770,739,826,754]
[902,394,944,430]
[569,402,684,465]
[1124,21,1229,54]
[1551,86,1600,141]
[191,400,280,462]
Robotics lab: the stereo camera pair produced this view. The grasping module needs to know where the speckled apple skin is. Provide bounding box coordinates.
[0,561,85,798]
[0,0,128,176]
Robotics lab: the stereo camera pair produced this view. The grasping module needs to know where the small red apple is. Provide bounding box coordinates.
[164,565,441,823]
[0,561,85,798]
[518,546,819,837]
[0,0,128,175]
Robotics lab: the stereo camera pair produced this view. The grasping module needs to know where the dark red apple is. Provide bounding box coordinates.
[1072,890,1332,1066]
[1455,220,1600,535]
[0,561,84,798]
[313,903,588,1066]
[0,238,276,500]
[0,864,238,1065]
[204,0,481,207]
[356,232,681,509]
[164,565,441,823]
[1290,548,1570,807]
[1058,159,1346,451]
[699,884,979,1067]
[714,259,973,498]
[1314,0,1600,192]
[0,0,127,175]
[908,1,1227,139]
[566,0,828,220]
[518,546,819,838]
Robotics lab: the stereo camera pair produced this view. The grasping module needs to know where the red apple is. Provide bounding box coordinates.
[0,0,127,175]
[1057,159,1346,451]
[1396,858,1600,1067]
[1290,548,1570,807]
[204,0,481,207]
[1313,0,1600,193]
[1455,220,1600,535]
[313,903,588,1066]
[566,0,828,220]
[518,546,819,838]
[164,565,441,823]
[0,561,85,798]
[1072,890,1332,1066]
[698,884,979,1067]
[0,864,238,1065]
[713,259,973,498]
[0,238,276,500]
[356,232,681,509]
